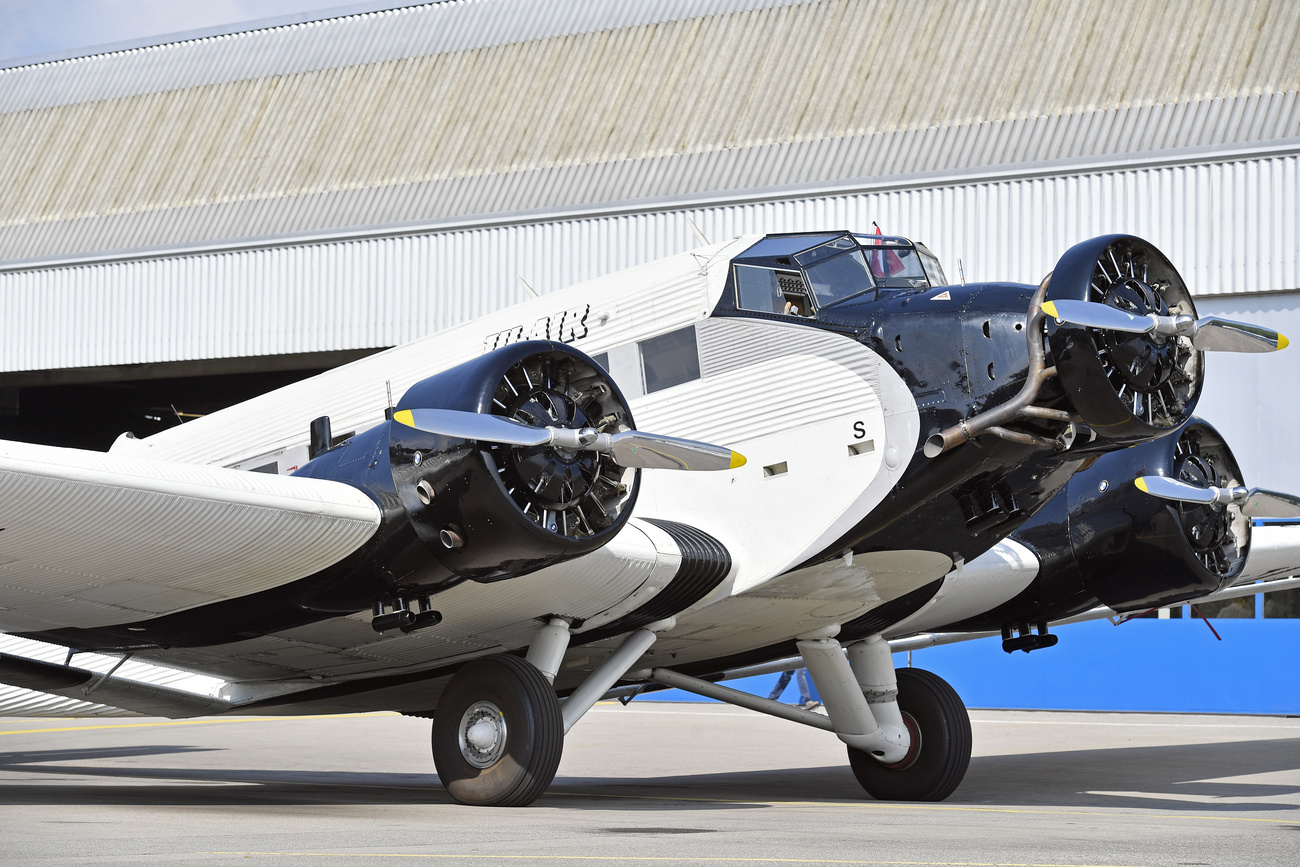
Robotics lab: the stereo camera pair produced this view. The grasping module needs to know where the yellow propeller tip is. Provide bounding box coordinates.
[1041,300,1059,319]
[730,452,747,469]
[1279,333,1290,350]
[393,409,414,427]
[1135,478,1149,493]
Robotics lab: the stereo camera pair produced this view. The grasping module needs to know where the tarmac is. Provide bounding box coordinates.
[0,701,1297,866]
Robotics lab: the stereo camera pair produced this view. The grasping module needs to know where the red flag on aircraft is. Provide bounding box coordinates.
[869,222,906,277]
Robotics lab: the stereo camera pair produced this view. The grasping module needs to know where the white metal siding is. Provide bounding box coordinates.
[2,0,1298,262]
[1,155,1295,373]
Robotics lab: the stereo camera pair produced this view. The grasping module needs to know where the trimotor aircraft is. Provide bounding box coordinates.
[1,230,1297,807]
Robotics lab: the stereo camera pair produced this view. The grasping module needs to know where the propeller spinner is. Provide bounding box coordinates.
[394,408,746,472]
[1043,299,1289,353]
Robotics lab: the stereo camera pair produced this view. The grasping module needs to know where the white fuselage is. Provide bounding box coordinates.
[1,236,980,712]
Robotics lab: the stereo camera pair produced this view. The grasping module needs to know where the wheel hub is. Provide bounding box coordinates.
[881,711,923,770]
[458,701,508,768]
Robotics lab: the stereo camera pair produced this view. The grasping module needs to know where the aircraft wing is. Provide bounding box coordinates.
[0,439,382,634]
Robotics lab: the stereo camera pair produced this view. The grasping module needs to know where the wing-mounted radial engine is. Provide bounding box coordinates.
[388,342,638,582]
[385,341,744,584]
[289,341,742,635]
[955,418,1300,639]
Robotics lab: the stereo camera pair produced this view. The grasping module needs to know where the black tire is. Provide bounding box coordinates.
[432,654,563,807]
[847,667,971,802]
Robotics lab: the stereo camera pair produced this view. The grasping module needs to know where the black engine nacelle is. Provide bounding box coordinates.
[389,341,639,582]
[958,419,1250,629]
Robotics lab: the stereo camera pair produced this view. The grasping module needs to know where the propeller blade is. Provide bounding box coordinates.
[393,408,745,471]
[1136,476,1300,518]
[1239,489,1300,519]
[1044,300,1289,354]
[395,409,552,446]
[1135,475,1219,505]
[1041,299,1155,334]
[603,430,745,471]
[1188,317,1289,353]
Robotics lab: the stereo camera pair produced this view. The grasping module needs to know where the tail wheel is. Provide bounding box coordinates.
[1048,236,1203,444]
[432,654,563,807]
[847,668,971,802]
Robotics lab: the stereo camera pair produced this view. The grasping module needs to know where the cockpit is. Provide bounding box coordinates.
[728,232,948,319]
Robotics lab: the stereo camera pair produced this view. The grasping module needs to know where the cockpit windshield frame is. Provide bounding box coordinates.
[728,231,942,321]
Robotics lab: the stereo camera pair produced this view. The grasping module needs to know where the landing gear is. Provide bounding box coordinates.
[432,654,563,807]
[847,667,971,802]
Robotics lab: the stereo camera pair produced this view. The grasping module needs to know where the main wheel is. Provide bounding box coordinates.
[847,667,971,801]
[432,654,564,807]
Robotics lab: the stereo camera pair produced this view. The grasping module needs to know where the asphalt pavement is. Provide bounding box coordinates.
[0,702,1297,866]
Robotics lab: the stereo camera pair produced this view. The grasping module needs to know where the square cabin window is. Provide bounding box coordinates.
[735,264,786,313]
[639,326,700,393]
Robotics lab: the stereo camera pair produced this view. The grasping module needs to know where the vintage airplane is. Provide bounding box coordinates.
[1,230,1297,807]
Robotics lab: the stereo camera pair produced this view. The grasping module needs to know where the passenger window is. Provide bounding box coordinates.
[735,264,812,316]
[640,326,700,393]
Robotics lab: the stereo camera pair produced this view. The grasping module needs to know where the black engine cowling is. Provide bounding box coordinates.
[390,341,639,582]
[957,419,1250,630]
[1046,235,1204,444]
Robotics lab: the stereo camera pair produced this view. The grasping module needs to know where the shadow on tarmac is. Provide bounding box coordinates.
[0,737,1295,812]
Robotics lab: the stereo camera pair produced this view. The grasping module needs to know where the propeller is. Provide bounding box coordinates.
[1135,476,1300,518]
[393,408,746,471]
[1042,299,1289,353]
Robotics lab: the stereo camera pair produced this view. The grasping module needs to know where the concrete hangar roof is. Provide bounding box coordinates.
[2,0,1298,268]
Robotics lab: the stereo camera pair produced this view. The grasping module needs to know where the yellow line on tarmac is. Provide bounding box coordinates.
[0,712,397,736]
[209,855,1160,866]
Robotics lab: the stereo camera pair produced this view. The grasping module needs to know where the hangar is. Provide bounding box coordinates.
[1,0,1297,707]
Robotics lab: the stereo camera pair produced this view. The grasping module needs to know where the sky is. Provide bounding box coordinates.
[0,0,410,64]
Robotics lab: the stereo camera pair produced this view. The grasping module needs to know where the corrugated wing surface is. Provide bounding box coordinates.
[0,440,381,631]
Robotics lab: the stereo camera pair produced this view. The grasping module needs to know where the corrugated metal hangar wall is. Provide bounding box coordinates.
[1,0,1298,487]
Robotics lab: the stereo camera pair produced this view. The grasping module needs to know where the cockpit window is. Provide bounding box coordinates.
[803,249,875,308]
[729,232,946,319]
[917,244,949,286]
[735,264,814,316]
[855,236,932,289]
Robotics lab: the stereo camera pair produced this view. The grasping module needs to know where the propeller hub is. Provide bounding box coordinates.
[503,388,600,510]
[1100,278,1177,392]
[1172,448,1231,557]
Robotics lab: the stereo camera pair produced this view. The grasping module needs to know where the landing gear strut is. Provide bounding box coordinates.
[846,667,971,801]
[431,654,564,807]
